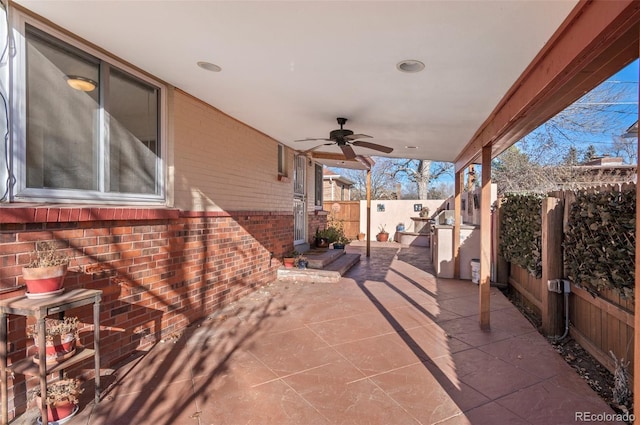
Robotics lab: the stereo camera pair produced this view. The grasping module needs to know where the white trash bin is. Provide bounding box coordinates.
[470,259,480,284]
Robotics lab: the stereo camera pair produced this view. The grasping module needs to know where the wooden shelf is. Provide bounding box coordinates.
[9,348,95,377]
[0,289,102,425]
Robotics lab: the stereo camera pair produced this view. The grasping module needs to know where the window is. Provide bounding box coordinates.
[277,144,286,176]
[11,19,164,203]
[314,164,323,207]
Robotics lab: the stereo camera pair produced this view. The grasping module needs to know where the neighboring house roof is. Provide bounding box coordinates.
[323,168,354,187]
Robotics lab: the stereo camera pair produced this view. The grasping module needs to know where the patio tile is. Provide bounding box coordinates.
[332,332,424,376]
[400,324,472,361]
[438,316,515,347]
[306,311,396,345]
[464,402,531,425]
[247,329,342,377]
[368,362,465,424]
[283,359,417,424]
[478,332,570,380]
[439,348,544,400]
[86,377,199,425]
[496,375,626,424]
[195,377,329,425]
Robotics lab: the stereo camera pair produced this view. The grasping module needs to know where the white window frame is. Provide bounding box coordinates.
[277,144,287,176]
[8,10,167,204]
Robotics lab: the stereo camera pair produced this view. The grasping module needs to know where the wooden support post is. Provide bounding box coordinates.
[366,168,371,258]
[541,197,565,336]
[453,169,463,278]
[634,35,640,414]
[479,146,492,329]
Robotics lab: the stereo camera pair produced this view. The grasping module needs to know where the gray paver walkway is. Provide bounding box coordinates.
[19,244,624,424]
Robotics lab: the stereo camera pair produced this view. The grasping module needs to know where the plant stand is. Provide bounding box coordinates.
[0,289,102,425]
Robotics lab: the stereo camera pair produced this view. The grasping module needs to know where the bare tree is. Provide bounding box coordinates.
[492,76,637,194]
[392,159,452,199]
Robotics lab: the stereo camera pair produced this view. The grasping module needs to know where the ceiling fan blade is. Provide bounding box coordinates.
[294,137,332,142]
[302,143,334,154]
[352,140,394,154]
[345,133,372,141]
[340,144,357,160]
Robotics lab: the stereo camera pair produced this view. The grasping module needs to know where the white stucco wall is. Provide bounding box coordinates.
[358,199,446,240]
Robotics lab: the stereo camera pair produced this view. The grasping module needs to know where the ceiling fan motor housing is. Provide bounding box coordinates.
[330,128,353,142]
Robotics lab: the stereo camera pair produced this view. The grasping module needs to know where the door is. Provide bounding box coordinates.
[293,155,306,245]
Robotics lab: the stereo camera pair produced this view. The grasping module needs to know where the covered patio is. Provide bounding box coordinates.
[15,244,620,425]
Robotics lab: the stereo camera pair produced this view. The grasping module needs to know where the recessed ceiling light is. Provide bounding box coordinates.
[197,61,222,72]
[396,60,425,73]
[405,146,418,149]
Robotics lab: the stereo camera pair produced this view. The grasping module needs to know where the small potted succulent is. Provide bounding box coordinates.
[332,235,350,250]
[283,250,299,269]
[376,225,389,242]
[22,241,70,298]
[32,378,83,423]
[27,317,79,366]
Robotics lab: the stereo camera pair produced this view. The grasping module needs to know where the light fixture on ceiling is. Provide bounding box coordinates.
[197,61,222,72]
[405,146,418,149]
[396,60,425,73]
[65,75,97,92]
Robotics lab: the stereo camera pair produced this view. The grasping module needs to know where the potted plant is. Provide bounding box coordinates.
[296,255,308,269]
[283,250,299,268]
[32,378,83,423]
[22,241,70,298]
[376,225,389,242]
[332,235,350,250]
[419,206,430,218]
[27,317,79,366]
[357,232,366,241]
[314,228,330,248]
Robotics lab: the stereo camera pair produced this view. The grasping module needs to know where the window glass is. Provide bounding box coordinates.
[26,26,99,190]
[21,23,162,201]
[108,68,159,194]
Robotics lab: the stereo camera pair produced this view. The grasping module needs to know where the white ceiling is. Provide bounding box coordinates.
[15,0,578,163]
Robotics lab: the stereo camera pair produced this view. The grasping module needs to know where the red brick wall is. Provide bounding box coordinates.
[0,207,293,418]
[308,209,328,245]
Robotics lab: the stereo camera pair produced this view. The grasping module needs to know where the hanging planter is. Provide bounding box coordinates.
[22,242,70,298]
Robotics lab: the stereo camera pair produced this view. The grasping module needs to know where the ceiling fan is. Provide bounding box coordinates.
[295,117,393,160]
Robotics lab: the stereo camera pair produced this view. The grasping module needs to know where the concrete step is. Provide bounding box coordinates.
[306,248,345,269]
[277,253,360,283]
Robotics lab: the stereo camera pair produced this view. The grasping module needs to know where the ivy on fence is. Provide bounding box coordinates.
[564,186,635,299]
[499,193,543,278]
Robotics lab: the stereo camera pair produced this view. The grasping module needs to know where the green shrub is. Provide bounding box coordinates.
[564,188,635,299]
[499,193,543,278]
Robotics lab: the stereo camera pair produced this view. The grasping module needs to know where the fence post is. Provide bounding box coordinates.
[541,197,564,336]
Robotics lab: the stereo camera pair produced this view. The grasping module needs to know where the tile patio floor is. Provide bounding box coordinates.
[23,244,624,424]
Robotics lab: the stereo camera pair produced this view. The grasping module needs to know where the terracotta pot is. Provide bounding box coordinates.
[357,233,366,241]
[34,333,77,365]
[35,397,76,422]
[376,233,389,242]
[22,265,68,295]
[315,237,329,248]
[283,258,295,269]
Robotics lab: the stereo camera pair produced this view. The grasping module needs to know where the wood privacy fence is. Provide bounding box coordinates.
[323,201,360,240]
[502,183,635,378]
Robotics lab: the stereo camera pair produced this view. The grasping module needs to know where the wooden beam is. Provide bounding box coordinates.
[455,0,640,172]
[310,152,350,161]
[540,197,565,336]
[479,145,492,329]
[453,170,462,278]
[635,29,640,420]
[366,168,371,258]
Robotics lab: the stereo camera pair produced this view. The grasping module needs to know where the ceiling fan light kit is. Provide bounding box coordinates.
[295,117,393,160]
